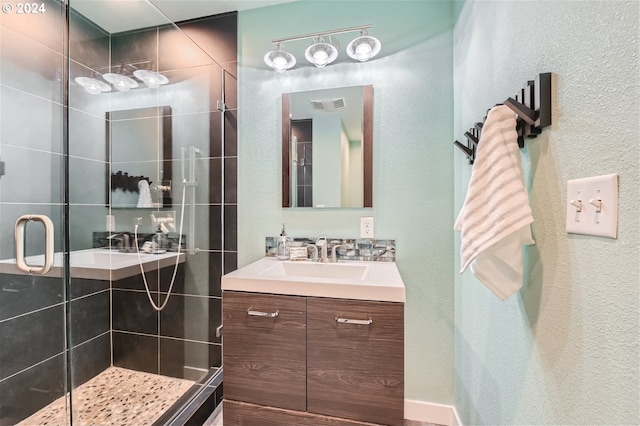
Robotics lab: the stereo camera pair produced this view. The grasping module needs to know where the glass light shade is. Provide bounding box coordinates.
[133,70,169,88]
[75,76,111,94]
[103,73,139,92]
[346,35,381,62]
[304,40,338,68]
[264,48,296,73]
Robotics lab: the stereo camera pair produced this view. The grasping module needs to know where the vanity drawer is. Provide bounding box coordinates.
[223,291,307,411]
[306,297,404,426]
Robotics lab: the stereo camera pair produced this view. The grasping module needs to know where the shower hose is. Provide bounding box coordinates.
[133,185,186,311]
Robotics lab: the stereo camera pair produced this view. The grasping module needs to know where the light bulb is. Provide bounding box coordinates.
[346,33,381,62]
[313,50,329,67]
[264,44,296,73]
[84,83,102,95]
[272,56,288,72]
[355,43,372,61]
[133,70,168,88]
[304,39,338,68]
[75,76,110,95]
[113,81,130,92]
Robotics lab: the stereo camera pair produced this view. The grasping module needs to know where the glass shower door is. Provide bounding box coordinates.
[0,1,70,424]
[65,1,232,424]
[1,1,234,423]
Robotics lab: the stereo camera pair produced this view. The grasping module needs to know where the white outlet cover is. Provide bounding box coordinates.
[360,216,374,238]
[566,173,618,238]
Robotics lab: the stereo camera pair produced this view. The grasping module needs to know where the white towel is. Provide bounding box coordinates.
[137,179,153,208]
[454,105,535,300]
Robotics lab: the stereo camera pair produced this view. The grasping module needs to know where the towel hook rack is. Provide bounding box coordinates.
[454,72,552,164]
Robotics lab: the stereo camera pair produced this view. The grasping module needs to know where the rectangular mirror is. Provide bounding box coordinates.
[106,106,172,208]
[282,85,373,208]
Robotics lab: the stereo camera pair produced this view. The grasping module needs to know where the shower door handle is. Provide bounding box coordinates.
[14,214,54,275]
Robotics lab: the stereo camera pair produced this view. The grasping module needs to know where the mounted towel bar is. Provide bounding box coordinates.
[455,72,552,164]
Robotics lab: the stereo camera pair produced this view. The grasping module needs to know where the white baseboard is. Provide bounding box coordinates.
[405,399,461,426]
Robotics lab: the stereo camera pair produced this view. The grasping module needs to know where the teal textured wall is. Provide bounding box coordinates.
[453,1,639,424]
[238,1,455,404]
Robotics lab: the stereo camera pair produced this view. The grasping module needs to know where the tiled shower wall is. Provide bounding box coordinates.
[0,4,237,423]
[103,13,238,381]
[291,119,313,207]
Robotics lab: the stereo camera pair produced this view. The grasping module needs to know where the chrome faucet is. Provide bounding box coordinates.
[107,232,132,253]
[305,244,319,262]
[316,237,329,262]
[331,243,348,263]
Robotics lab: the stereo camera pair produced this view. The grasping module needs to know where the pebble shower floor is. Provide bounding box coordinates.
[18,367,194,425]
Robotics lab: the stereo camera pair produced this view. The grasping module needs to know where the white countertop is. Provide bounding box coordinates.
[0,248,186,281]
[221,257,405,303]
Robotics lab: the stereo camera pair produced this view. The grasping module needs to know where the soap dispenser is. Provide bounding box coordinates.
[152,225,168,252]
[276,223,289,260]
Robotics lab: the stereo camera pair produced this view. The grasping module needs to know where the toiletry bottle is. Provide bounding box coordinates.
[152,226,167,251]
[276,223,289,260]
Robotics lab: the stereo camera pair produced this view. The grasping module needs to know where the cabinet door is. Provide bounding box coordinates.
[307,297,404,426]
[223,291,307,411]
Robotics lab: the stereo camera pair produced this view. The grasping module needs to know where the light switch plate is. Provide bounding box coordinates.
[566,174,618,238]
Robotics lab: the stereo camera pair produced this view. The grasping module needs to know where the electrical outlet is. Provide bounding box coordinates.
[360,217,374,238]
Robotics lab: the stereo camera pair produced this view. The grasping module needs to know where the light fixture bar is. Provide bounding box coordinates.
[272,24,373,45]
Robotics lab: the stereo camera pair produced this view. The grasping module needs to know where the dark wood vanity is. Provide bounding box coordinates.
[223,290,404,426]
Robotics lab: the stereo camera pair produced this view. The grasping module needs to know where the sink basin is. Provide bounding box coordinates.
[261,261,369,281]
[222,257,405,302]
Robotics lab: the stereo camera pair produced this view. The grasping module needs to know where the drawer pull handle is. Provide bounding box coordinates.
[247,309,279,318]
[335,316,373,325]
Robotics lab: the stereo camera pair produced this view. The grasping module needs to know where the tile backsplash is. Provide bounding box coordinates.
[93,231,185,251]
[265,237,395,262]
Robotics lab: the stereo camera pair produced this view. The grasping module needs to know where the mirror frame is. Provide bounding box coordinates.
[105,105,173,208]
[282,84,373,208]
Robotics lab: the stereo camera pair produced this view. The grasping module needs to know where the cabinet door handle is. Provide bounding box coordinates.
[335,316,373,325]
[247,309,279,318]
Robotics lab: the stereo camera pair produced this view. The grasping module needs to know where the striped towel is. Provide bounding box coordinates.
[454,105,534,300]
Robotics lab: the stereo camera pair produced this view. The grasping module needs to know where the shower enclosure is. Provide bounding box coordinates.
[0,1,237,424]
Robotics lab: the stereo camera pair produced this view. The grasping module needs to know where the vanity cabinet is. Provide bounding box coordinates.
[223,290,404,426]
[307,297,404,425]
[223,291,307,411]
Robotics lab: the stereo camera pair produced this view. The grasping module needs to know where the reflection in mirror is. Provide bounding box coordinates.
[107,106,172,208]
[282,85,373,208]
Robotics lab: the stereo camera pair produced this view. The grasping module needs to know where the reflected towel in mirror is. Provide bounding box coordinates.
[137,179,153,208]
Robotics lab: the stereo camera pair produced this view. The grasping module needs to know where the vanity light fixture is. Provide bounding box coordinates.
[346,29,381,62]
[133,69,169,89]
[264,42,296,73]
[76,60,170,95]
[304,36,338,68]
[75,76,111,94]
[265,24,381,72]
[103,72,139,92]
